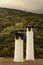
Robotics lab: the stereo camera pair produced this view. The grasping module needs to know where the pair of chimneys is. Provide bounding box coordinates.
[14,25,34,62]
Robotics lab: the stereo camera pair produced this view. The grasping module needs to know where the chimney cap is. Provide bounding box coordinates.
[26,25,32,28]
[15,32,24,35]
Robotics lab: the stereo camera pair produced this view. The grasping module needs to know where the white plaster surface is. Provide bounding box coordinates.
[14,37,24,62]
[26,28,34,60]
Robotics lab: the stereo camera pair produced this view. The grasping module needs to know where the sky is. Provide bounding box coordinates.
[0,0,43,14]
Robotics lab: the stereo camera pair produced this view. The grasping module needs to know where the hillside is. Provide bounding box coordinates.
[0,7,43,58]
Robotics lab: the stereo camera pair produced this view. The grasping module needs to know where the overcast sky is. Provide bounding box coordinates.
[0,0,43,14]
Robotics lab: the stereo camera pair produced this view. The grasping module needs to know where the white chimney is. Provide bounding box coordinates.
[26,26,34,60]
[14,33,24,62]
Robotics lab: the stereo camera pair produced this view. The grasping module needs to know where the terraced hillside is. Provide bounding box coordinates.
[0,7,43,58]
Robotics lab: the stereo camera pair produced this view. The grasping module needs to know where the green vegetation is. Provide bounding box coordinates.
[0,7,43,58]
